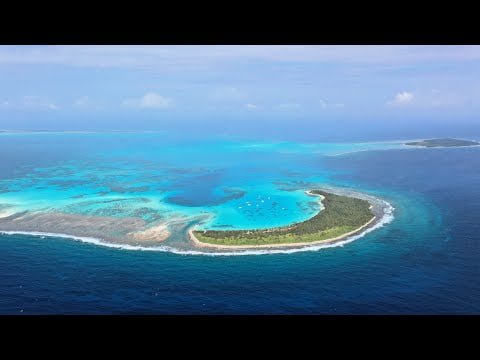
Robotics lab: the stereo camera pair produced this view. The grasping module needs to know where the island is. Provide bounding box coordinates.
[189,190,376,249]
[405,138,479,147]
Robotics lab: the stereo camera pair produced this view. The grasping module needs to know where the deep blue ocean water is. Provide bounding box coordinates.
[0,132,479,314]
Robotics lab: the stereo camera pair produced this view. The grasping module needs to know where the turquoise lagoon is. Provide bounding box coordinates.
[0,132,403,252]
[1,131,480,313]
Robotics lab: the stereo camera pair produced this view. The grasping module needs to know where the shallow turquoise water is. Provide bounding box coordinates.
[0,132,479,313]
[0,132,404,231]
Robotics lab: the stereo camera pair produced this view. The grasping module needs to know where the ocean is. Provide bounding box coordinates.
[0,131,479,314]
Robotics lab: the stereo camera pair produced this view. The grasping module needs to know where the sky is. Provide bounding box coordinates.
[0,45,479,139]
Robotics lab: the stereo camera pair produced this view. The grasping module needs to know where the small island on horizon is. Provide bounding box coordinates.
[405,138,480,148]
[190,190,376,249]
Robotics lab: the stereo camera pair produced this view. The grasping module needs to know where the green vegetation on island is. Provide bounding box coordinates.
[193,190,375,246]
[405,138,479,147]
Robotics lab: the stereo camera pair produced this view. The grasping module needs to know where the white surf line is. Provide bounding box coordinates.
[0,198,395,256]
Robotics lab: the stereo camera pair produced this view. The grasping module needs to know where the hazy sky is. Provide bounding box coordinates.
[0,45,479,134]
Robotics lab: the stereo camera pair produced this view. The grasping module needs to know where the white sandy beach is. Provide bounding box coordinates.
[188,215,377,250]
[189,189,378,249]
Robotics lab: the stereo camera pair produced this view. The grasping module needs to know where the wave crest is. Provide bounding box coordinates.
[0,199,394,256]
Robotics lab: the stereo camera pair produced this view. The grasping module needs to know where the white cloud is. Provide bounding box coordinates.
[123,92,173,109]
[140,93,172,108]
[0,96,59,110]
[386,90,465,109]
[320,99,345,109]
[245,103,258,110]
[388,91,414,106]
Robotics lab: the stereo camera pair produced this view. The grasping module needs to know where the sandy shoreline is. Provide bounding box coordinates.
[188,190,378,250]
[0,189,386,252]
[188,216,376,250]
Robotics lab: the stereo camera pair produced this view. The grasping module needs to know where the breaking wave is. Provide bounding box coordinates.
[0,199,394,256]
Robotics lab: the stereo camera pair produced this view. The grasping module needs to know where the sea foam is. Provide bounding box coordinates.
[0,199,395,256]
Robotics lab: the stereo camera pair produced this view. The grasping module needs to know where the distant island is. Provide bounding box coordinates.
[405,138,480,147]
[189,190,376,249]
